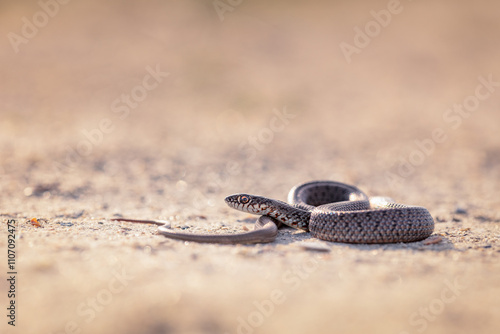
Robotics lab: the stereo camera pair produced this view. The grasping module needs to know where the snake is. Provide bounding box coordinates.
[111,181,434,244]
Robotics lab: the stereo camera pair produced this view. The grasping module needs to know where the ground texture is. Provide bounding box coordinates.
[1,1,499,333]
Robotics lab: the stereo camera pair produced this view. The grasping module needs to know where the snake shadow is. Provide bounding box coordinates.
[235,218,456,251]
[269,224,456,251]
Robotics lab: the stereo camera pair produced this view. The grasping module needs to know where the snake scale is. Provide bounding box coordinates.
[112,181,434,244]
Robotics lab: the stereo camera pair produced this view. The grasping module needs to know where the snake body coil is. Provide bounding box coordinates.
[113,181,435,244]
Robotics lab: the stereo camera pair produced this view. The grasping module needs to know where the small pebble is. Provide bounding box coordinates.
[299,242,331,252]
[455,206,468,215]
[422,235,443,245]
[30,218,43,228]
[70,210,85,219]
[24,187,33,196]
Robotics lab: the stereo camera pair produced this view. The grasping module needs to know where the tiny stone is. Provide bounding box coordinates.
[422,235,443,245]
[299,242,331,252]
[70,210,85,219]
[24,187,33,196]
[455,207,468,215]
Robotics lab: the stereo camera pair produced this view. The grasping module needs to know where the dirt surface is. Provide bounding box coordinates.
[1,1,500,333]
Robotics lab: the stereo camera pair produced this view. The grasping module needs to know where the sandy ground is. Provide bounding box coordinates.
[1,1,500,333]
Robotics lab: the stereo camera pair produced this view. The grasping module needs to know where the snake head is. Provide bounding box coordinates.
[225,194,270,214]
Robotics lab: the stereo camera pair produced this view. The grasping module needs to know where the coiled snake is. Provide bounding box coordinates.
[112,181,434,244]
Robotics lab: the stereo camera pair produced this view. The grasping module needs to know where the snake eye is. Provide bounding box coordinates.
[238,195,250,204]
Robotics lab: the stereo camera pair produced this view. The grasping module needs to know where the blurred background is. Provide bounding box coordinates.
[1,0,499,205]
[1,1,499,333]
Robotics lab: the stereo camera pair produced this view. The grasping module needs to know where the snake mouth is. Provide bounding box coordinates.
[224,194,237,205]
